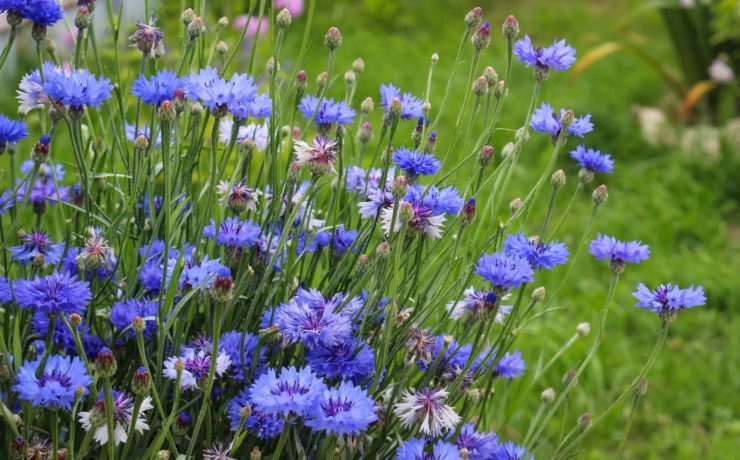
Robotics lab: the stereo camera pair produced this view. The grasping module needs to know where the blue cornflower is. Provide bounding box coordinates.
[296,229,332,255]
[424,335,486,387]
[0,114,28,149]
[13,354,92,410]
[0,276,12,303]
[43,64,113,109]
[132,69,182,107]
[0,190,14,215]
[476,251,535,291]
[21,0,64,27]
[0,1,25,14]
[9,230,64,265]
[16,160,71,207]
[14,271,91,316]
[180,256,230,291]
[382,184,463,239]
[380,83,424,120]
[203,217,261,248]
[633,283,706,316]
[504,232,569,270]
[248,366,327,417]
[274,297,352,348]
[453,422,499,460]
[446,287,512,322]
[589,234,650,265]
[298,95,355,126]
[293,287,365,318]
[227,388,284,439]
[109,298,158,339]
[393,148,441,178]
[570,145,614,174]
[225,73,268,120]
[513,35,576,72]
[531,102,593,140]
[332,225,359,254]
[395,438,464,460]
[306,381,378,435]
[184,67,233,112]
[219,331,265,381]
[494,350,526,379]
[306,338,375,383]
[492,440,533,460]
[31,312,91,354]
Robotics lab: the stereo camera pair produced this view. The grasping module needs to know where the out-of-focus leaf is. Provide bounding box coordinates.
[676,80,717,119]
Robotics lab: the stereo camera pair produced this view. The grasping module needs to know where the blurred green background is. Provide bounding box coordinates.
[3,0,740,458]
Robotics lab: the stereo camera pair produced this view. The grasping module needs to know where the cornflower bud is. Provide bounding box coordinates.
[502,15,520,39]
[576,322,591,337]
[359,122,373,144]
[266,57,279,75]
[392,176,408,200]
[479,145,494,168]
[131,316,146,334]
[541,387,556,404]
[483,66,498,88]
[495,80,505,99]
[31,24,48,42]
[324,27,342,50]
[560,110,575,132]
[132,366,151,395]
[216,41,228,55]
[551,169,566,190]
[388,97,403,122]
[95,347,117,378]
[563,369,577,386]
[181,8,195,25]
[376,241,391,259]
[33,135,51,164]
[69,313,82,327]
[515,127,529,143]
[352,57,365,74]
[460,198,476,226]
[10,436,27,460]
[155,451,171,460]
[592,184,608,205]
[217,17,229,30]
[288,162,302,182]
[133,134,149,154]
[173,412,190,435]
[187,17,206,40]
[431,52,439,65]
[472,76,488,97]
[210,271,234,304]
[399,202,414,224]
[250,447,262,460]
[509,197,523,214]
[423,131,437,154]
[472,22,491,50]
[532,286,546,302]
[277,8,292,28]
[158,100,176,123]
[316,71,329,93]
[190,102,203,117]
[361,97,374,114]
[344,69,356,86]
[6,10,22,27]
[460,448,470,459]
[75,7,91,30]
[634,378,648,396]
[534,65,550,81]
[502,142,515,158]
[577,412,592,432]
[464,7,483,29]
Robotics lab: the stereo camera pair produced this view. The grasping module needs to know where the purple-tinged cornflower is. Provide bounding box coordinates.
[513,35,576,72]
[109,298,158,339]
[14,271,91,316]
[379,83,424,120]
[492,440,533,460]
[132,69,182,107]
[203,217,261,248]
[331,225,359,254]
[394,387,461,436]
[306,337,374,383]
[183,67,233,113]
[345,165,395,198]
[0,114,28,151]
[446,287,512,323]
[423,336,487,388]
[129,19,165,58]
[293,287,365,318]
[219,119,268,150]
[589,234,650,267]
[293,136,339,175]
[227,388,284,439]
[219,331,265,381]
[226,74,271,120]
[77,226,116,272]
[0,189,14,215]
[16,67,47,114]
[393,148,440,178]
[298,95,355,126]
[61,247,114,281]
[453,422,500,460]
[395,437,464,460]
[78,390,153,445]
[0,276,12,303]
[531,103,593,140]
[42,64,113,110]
[180,256,230,291]
[202,444,235,460]
[476,251,535,292]
[493,350,526,379]
[306,381,378,435]
[163,348,232,391]
[13,354,91,410]
[633,283,706,318]
[381,184,463,239]
[274,297,352,348]
[570,145,614,174]
[9,230,64,265]
[247,366,327,417]
[21,0,64,28]
[504,232,569,270]
[358,188,394,219]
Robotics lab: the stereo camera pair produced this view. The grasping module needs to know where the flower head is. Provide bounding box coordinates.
[129,19,165,57]
[381,184,463,239]
[226,388,284,439]
[514,35,576,72]
[14,271,92,316]
[274,297,352,348]
[493,350,526,379]
[393,148,440,178]
[446,287,511,323]
[306,381,378,435]
[219,331,265,381]
[163,348,232,390]
[394,387,461,436]
[78,390,153,445]
[380,83,424,120]
[10,230,64,265]
[21,0,64,27]
[14,354,92,410]
[531,102,593,140]
[293,136,339,175]
[0,114,28,148]
[219,119,268,149]
[476,251,535,291]
[132,69,182,107]
[306,337,374,383]
[570,145,614,174]
[0,276,12,303]
[43,64,113,109]
[453,422,499,459]
[504,232,569,270]
[17,67,48,114]
[247,366,327,417]
[633,283,706,317]
[203,217,261,248]
[395,437,464,460]
[492,440,533,460]
[298,95,355,126]
[109,298,158,339]
[589,234,650,265]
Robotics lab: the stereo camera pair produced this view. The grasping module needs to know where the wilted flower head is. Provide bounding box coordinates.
[129,19,165,57]
[394,387,461,436]
[293,136,339,175]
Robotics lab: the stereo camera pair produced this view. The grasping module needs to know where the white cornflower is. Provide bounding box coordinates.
[393,387,460,436]
[163,348,232,390]
[78,391,153,446]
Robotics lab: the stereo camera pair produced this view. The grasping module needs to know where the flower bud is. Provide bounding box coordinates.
[352,57,365,74]
[131,316,146,334]
[210,271,234,304]
[576,322,590,337]
[563,369,577,386]
[359,122,373,144]
[276,8,292,28]
[158,100,176,123]
[479,145,494,168]
[551,169,566,190]
[6,10,22,27]
[592,184,608,205]
[472,22,491,50]
[634,378,648,396]
[541,387,556,404]
[376,241,391,259]
[288,162,302,182]
[324,27,342,50]
[132,366,151,395]
[181,8,195,25]
[534,65,550,81]
[344,69,356,86]
[250,447,262,460]
[69,313,82,327]
[483,66,498,87]
[460,448,470,459]
[10,436,27,460]
[190,102,203,117]
[134,134,149,154]
[95,347,117,378]
[460,198,476,226]
[425,131,437,153]
[155,451,171,460]
[502,142,515,158]
[217,17,229,29]
[578,167,594,184]
[216,41,228,55]
[173,412,190,435]
[502,15,520,39]
[509,197,522,214]
[399,201,414,224]
[423,100,432,115]
[187,17,206,40]
[472,76,488,97]
[464,7,483,29]
[577,412,592,432]
[316,71,329,93]
[266,57,279,75]
[360,97,374,114]
[388,97,403,122]
[31,135,51,164]
[495,80,506,99]
[392,176,408,200]
[532,286,546,302]
[560,109,575,131]
[431,52,439,65]
[610,259,625,275]
[75,7,91,30]
[31,24,48,42]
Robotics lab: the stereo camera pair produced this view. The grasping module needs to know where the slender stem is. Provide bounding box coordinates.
[102,377,117,460]
[51,410,59,460]
[0,26,17,73]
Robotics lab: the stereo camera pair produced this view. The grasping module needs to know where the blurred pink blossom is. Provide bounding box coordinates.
[233,15,269,37]
[275,0,304,17]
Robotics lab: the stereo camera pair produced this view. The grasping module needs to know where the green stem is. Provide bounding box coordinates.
[102,377,116,460]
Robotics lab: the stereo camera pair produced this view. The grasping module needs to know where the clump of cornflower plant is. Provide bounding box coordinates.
[0,5,708,459]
